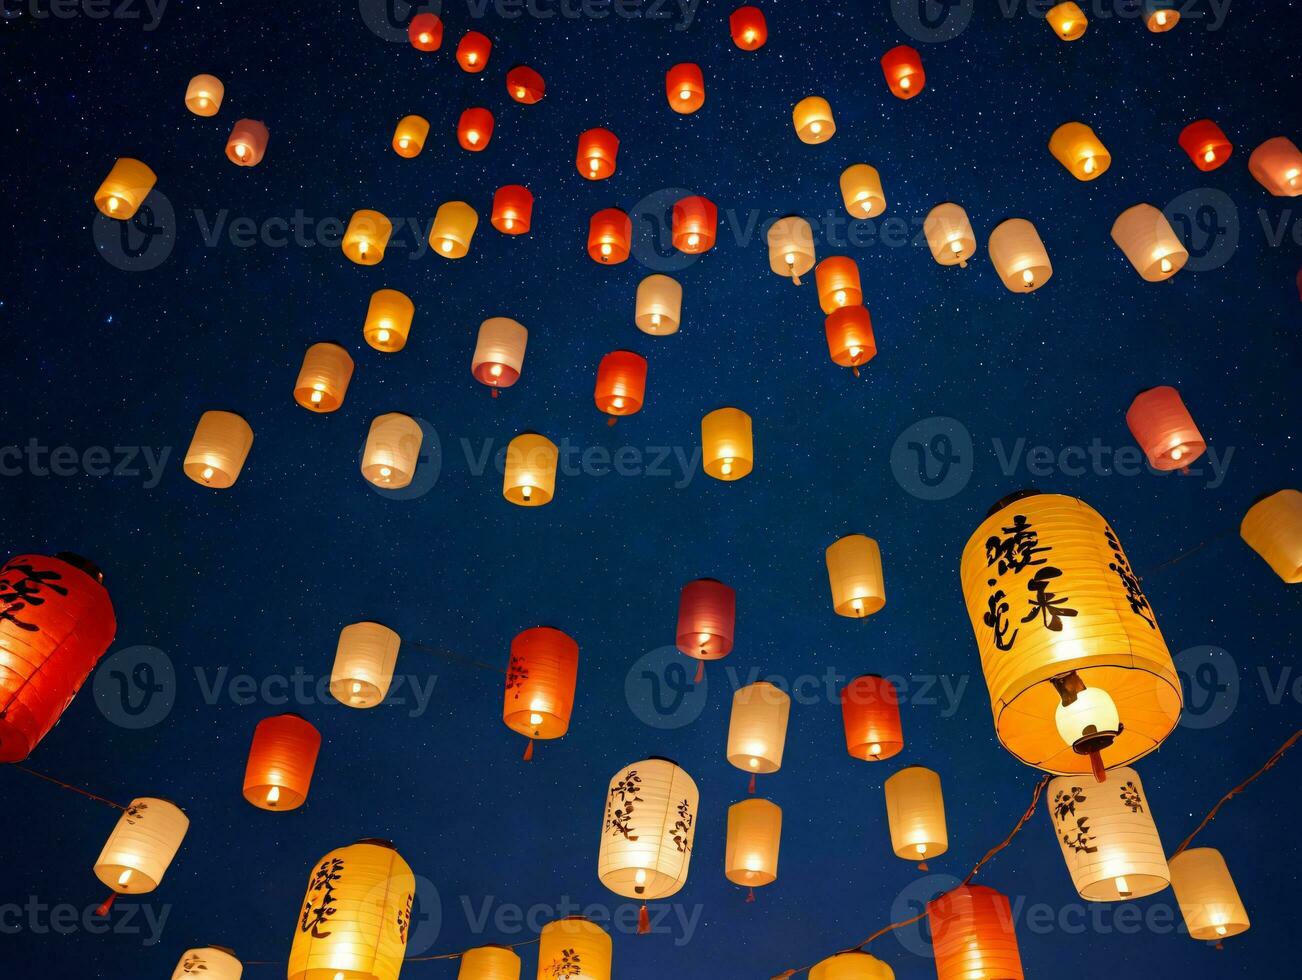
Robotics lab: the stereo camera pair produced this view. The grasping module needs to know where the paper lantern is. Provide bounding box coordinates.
[960,491,1181,777]
[927,886,1023,980]
[767,216,816,284]
[1241,489,1302,583]
[242,713,321,811]
[457,31,492,72]
[672,195,717,253]
[815,257,862,314]
[1047,766,1169,900]
[825,534,885,618]
[595,350,648,422]
[429,201,478,259]
[507,65,545,104]
[0,553,115,763]
[184,411,253,488]
[1111,203,1188,281]
[458,107,494,151]
[293,343,354,412]
[725,798,781,896]
[924,203,976,268]
[408,12,443,50]
[666,63,705,114]
[588,208,632,264]
[1049,121,1111,180]
[840,164,886,219]
[810,952,895,980]
[825,307,876,374]
[330,622,400,708]
[702,407,753,481]
[472,317,528,394]
[1248,136,1302,196]
[343,210,392,266]
[94,158,155,220]
[675,576,735,687]
[841,674,903,762]
[361,413,423,489]
[225,119,268,167]
[726,682,790,780]
[989,218,1053,293]
[504,433,558,506]
[635,274,682,335]
[793,97,835,144]
[172,947,242,979]
[94,798,189,897]
[1178,119,1232,171]
[491,185,533,235]
[184,74,223,116]
[363,288,415,353]
[1126,386,1205,470]
[504,626,578,760]
[288,840,414,980]
[883,766,947,868]
[577,128,619,180]
[392,115,429,158]
[730,6,767,50]
[1047,2,1087,40]
[537,918,611,980]
[1145,0,1180,31]
[459,945,521,980]
[880,45,924,99]
[1169,848,1250,942]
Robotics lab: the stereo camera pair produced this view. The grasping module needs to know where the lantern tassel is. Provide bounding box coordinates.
[1089,749,1108,783]
[491,388,500,399]
[792,273,802,285]
[607,416,618,427]
[522,739,534,762]
[1215,941,1225,951]
[917,861,929,872]
[694,660,705,684]
[852,366,860,378]
[746,887,756,903]
[94,892,118,917]
[638,903,650,934]
[748,772,756,794]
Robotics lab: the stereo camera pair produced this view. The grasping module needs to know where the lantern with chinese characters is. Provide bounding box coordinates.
[666,63,705,114]
[577,128,619,179]
[810,952,895,980]
[1111,204,1188,281]
[793,97,835,143]
[537,918,610,980]
[94,158,155,220]
[429,201,478,259]
[1248,136,1302,196]
[880,45,924,99]
[172,947,242,980]
[841,674,903,762]
[472,317,528,396]
[1169,848,1250,944]
[225,119,268,167]
[595,350,648,423]
[927,886,1023,980]
[825,307,876,375]
[294,343,354,412]
[702,407,753,482]
[884,766,947,869]
[588,208,631,264]
[960,491,1182,778]
[504,433,558,506]
[361,413,423,490]
[636,275,682,335]
[330,622,400,708]
[840,164,886,219]
[1179,119,1232,171]
[94,798,189,910]
[726,799,781,900]
[184,74,223,116]
[1049,122,1111,180]
[726,682,790,791]
[364,288,415,352]
[924,203,976,268]
[288,840,414,980]
[457,31,492,72]
[730,6,767,50]
[507,65,545,104]
[492,185,533,235]
[1241,489,1302,583]
[0,553,115,763]
[343,210,392,266]
[242,713,321,811]
[672,195,717,253]
[458,108,494,151]
[459,945,520,980]
[184,411,253,488]
[767,216,815,284]
[408,12,443,50]
[826,534,886,618]
[815,256,862,314]
[676,578,735,681]
[392,115,429,158]
[989,219,1053,293]
[1145,0,1180,31]
[1047,2,1087,40]
[1126,386,1205,470]
[504,626,578,760]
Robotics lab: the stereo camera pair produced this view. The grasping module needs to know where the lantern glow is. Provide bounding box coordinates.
[343,210,393,266]
[458,107,495,151]
[587,208,632,264]
[928,885,1024,980]
[924,203,977,268]
[457,31,492,72]
[577,128,619,179]
[884,766,948,867]
[1169,848,1251,942]
[595,350,648,421]
[767,216,816,284]
[503,627,578,758]
[725,798,782,894]
[729,6,767,49]
[361,413,423,489]
[815,257,863,314]
[1049,122,1111,180]
[506,65,545,104]
[429,201,478,259]
[839,164,886,218]
[1248,136,1302,196]
[184,74,223,116]
[841,675,904,762]
[294,342,354,412]
[635,274,683,334]
[392,115,429,157]
[793,97,835,143]
[1178,119,1232,171]
[989,218,1053,292]
[1047,2,1088,40]
[330,622,400,708]
[363,288,414,352]
[408,12,443,50]
[880,45,925,99]
[95,798,189,896]
[726,681,791,775]
[473,317,528,393]
[672,195,717,253]
[242,713,321,811]
[94,158,156,220]
[598,757,699,906]
[491,185,533,235]
[1111,203,1188,280]
[702,407,753,481]
[225,119,268,167]
[1126,386,1206,470]
[504,433,558,506]
[184,411,253,488]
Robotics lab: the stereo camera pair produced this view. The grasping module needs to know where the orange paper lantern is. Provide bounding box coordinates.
[666,63,705,114]
[825,306,876,375]
[491,185,533,235]
[94,158,156,220]
[928,885,1024,980]
[594,350,648,422]
[458,108,494,152]
[1126,386,1206,470]
[456,31,492,72]
[1178,120,1232,171]
[408,13,443,51]
[841,674,903,762]
[226,119,268,167]
[672,195,718,253]
[588,208,631,264]
[730,6,767,50]
[507,65,545,104]
[242,713,321,811]
[880,45,925,99]
[294,342,354,412]
[1248,137,1302,196]
[1047,2,1087,40]
[392,115,429,158]
[503,627,579,760]
[815,257,862,314]
[577,128,619,179]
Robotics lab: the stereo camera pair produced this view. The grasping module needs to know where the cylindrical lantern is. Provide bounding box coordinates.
[1047,766,1169,900]
[472,317,528,393]
[294,342,354,413]
[880,45,925,99]
[666,63,705,114]
[924,203,977,268]
[408,12,443,50]
[184,74,223,116]
[507,65,545,104]
[392,115,429,158]
[1049,121,1111,180]
[459,945,520,980]
[595,350,648,421]
[825,534,886,618]
[1126,386,1205,470]
[767,216,816,284]
[94,798,189,895]
[456,31,492,72]
[330,622,400,708]
[927,886,1023,980]
[672,195,717,253]
[184,411,253,488]
[883,766,947,867]
[989,218,1053,293]
[1241,489,1302,583]
[1146,0,1180,31]
[1046,1,1087,40]
[635,274,682,335]
[577,128,619,180]
[598,758,699,907]
[725,798,781,894]
[726,682,790,776]
[503,433,558,506]
[361,412,423,489]
[793,96,835,144]
[288,840,413,980]
[503,626,579,759]
[840,164,886,219]
[343,209,393,266]
[1169,848,1250,942]
[0,553,115,763]
[1178,119,1232,171]
[537,918,610,980]
[225,119,268,167]
[730,6,767,50]
[363,289,415,353]
[458,107,494,151]
[701,407,753,481]
[1111,203,1188,281]
[588,208,632,264]
[491,185,533,235]
[172,947,242,979]
[429,201,478,259]
[94,158,155,220]
[242,713,322,811]
[815,256,862,314]
[676,578,735,680]
[841,674,904,762]
[809,952,895,980]
[1248,136,1302,196]
[825,307,876,374]
[960,491,1181,777]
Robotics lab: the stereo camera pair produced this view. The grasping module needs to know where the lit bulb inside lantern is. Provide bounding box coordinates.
[516,87,526,98]
[1159,256,1173,274]
[398,136,410,150]
[612,397,625,409]
[377,329,390,343]
[379,466,392,479]
[1022,269,1036,288]
[634,868,647,887]
[851,597,864,615]
[679,88,691,101]
[198,96,209,109]
[1061,20,1074,34]
[650,312,662,328]
[950,239,963,256]
[810,121,822,135]
[521,485,533,501]
[698,632,710,647]
[1215,925,1228,936]
[744,29,756,43]
[201,466,214,482]
[266,785,281,805]
[915,843,927,856]
[1115,875,1132,896]
[721,458,734,476]
[118,869,133,887]
[1054,683,1121,781]
[529,712,543,726]
[600,242,612,256]
[687,232,700,248]
[504,215,515,230]
[235,143,248,160]
[351,681,362,695]
[358,240,369,260]
[1156,11,1167,24]
[1083,155,1097,175]
[899,75,911,91]
[868,742,881,757]
[418,32,431,44]
[490,363,503,378]
[834,289,847,305]
[107,196,121,213]
[589,158,600,172]
[467,52,478,65]
[1204,148,1216,163]
[467,130,480,145]
[1171,445,1185,462]
[310,388,324,405]
[849,345,863,360]
[784,251,796,266]
[748,757,759,769]
[1286,168,1300,186]
[441,239,453,253]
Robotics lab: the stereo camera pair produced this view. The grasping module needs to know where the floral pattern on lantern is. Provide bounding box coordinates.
[598,757,699,901]
[172,946,242,979]
[537,918,610,980]
[503,627,579,758]
[94,797,189,895]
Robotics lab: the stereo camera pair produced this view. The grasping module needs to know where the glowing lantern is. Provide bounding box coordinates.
[810,952,895,980]
[577,128,619,179]
[361,413,423,490]
[815,257,862,314]
[1111,203,1188,281]
[507,65,545,104]
[408,12,443,51]
[343,209,393,266]
[1047,2,1087,40]
[825,307,876,375]
[472,317,528,395]
[1178,119,1232,171]
[392,115,429,158]
[666,63,705,114]
[960,491,1181,778]
[330,622,400,708]
[94,798,189,907]
[676,578,735,681]
[504,626,578,761]
[429,201,478,259]
[825,534,885,618]
[924,203,976,268]
[1049,122,1111,180]
[294,342,354,412]
[793,97,835,144]
[725,799,781,899]
[595,350,648,423]
[172,947,242,979]
[459,945,520,980]
[492,185,533,235]
[537,918,610,980]
[841,674,903,762]
[184,74,223,116]
[94,158,155,220]
[840,164,886,219]
[504,433,558,507]
[184,411,253,488]
[1126,386,1205,470]
[730,6,767,50]
[726,682,790,788]
[363,288,415,353]
[457,31,492,72]
[588,208,632,264]
[1169,848,1250,943]
[1248,136,1302,196]
[288,840,413,980]
[0,553,115,763]
[767,216,816,284]
[702,407,753,481]
[927,885,1023,980]
[1145,0,1180,31]
[225,119,268,167]
[880,45,924,99]
[672,195,717,253]
[242,713,321,811]
[989,218,1053,293]
[635,275,683,335]
[883,766,947,869]
[1241,489,1302,583]
[458,107,495,151]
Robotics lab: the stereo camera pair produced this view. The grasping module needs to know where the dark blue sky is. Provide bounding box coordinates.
[2,0,1299,977]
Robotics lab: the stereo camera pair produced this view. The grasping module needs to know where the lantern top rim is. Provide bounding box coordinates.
[54,552,105,584]
[1249,488,1291,507]
[351,837,398,850]
[986,488,1042,517]
[643,754,681,766]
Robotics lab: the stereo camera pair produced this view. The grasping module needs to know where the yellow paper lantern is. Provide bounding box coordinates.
[1049,122,1111,180]
[988,218,1053,293]
[294,343,354,412]
[183,410,253,488]
[810,951,895,980]
[504,433,558,506]
[343,210,392,265]
[330,622,400,708]
[840,164,886,219]
[184,75,224,116]
[793,97,835,144]
[363,289,415,353]
[429,201,478,259]
[635,274,683,335]
[1047,2,1087,40]
[94,158,156,220]
[94,798,189,895]
[726,681,791,776]
[361,413,423,489]
[288,839,414,980]
[1240,489,1302,583]
[1111,203,1188,281]
[392,114,430,157]
[1169,848,1250,942]
[924,203,976,268]
[884,766,948,867]
[598,757,699,902]
[825,534,886,618]
[702,407,753,481]
[172,946,242,979]
[767,216,817,285]
[725,798,782,893]
[458,945,520,980]
[536,917,611,980]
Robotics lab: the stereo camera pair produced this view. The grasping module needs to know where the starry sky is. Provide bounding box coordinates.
[2,0,1300,977]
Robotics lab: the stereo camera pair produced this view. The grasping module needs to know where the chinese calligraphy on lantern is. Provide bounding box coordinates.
[982,513,1078,650]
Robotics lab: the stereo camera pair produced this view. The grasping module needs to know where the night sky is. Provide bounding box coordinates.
[2,0,1301,977]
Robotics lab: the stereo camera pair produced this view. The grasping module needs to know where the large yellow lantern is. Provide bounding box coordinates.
[288,839,414,980]
[635,274,683,335]
[1049,122,1111,180]
[924,203,976,268]
[883,766,947,869]
[988,218,1053,293]
[361,413,423,489]
[793,97,835,144]
[702,407,753,481]
[1111,203,1188,281]
[459,945,520,980]
[1169,848,1250,944]
[725,798,782,898]
[1240,489,1302,583]
[825,534,886,618]
[839,165,886,219]
[94,158,156,220]
[726,681,790,785]
[342,210,392,265]
[960,491,1181,778]
[184,75,224,116]
[172,946,242,979]
[810,951,895,980]
[183,411,253,488]
[537,917,611,980]
[294,343,354,412]
[504,433,558,506]
[430,201,478,258]
[767,216,816,285]
[363,289,415,353]
[94,798,189,903]
[330,621,400,708]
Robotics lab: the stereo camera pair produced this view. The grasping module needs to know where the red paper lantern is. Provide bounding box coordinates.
[491,185,534,235]
[242,713,322,811]
[672,196,718,254]
[226,119,269,167]
[457,108,494,152]
[928,886,1024,980]
[456,31,491,72]
[408,13,443,51]
[507,65,545,104]
[594,350,648,422]
[1126,385,1206,470]
[729,6,768,50]
[504,626,579,761]
[666,63,705,114]
[588,208,632,264]
[0,553,116,762]
[881,45,925,99]
[825,306,876,375]
[1178,119,1233,171]
[840,675,903,761]
[676,578,735,681]
[577,128,619,180]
